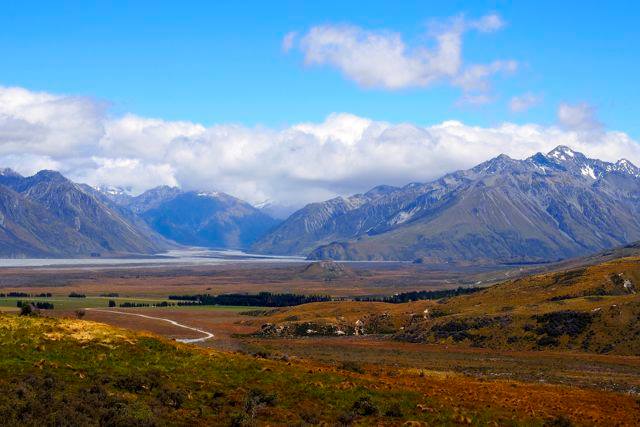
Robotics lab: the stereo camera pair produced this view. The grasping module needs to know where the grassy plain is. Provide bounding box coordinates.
[2,255,640,424]
[2,313,639,426]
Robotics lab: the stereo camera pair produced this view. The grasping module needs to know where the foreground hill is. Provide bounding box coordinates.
[103,186,280,249]
[0,169,170,257]
[254,146,640,263]
[1,313,638,425]
[254,254,640,355]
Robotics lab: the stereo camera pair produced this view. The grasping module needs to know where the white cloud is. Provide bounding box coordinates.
[453,60,518,93]
[509,92,542,113]
[0,85,638,208]
[469,13,505,32]
[286,14,516,102]
[282,31,297,52]
[557,102,602,131]
[82,158,179,195]
[0,86,105,156]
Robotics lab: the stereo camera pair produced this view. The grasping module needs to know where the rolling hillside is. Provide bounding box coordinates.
[253,252,640,355]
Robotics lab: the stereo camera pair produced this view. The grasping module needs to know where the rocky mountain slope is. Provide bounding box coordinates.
[253,146,640,263]
[0,169,171,257]
[103,187,280,249]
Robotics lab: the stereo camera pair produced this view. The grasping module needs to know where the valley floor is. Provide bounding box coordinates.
[1,258,640,425]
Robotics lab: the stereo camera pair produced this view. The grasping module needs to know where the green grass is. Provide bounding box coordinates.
[0,312,514,426]
[0,297,168,311]
[1,312,635,426]
[0,297,269,313]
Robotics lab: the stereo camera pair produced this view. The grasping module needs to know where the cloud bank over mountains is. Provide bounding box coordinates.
[0,85,638,208]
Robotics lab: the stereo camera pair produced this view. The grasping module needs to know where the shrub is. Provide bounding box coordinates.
[155,387,186,409]
[68,292,86,298]
[339,360,365,374]
[545,415,574,426]
[243,389,277,420]
[384,402,403,417]
[534,311,592,337]
[352,397,378,416]
[20,303,35,316]
[108,300,116,308]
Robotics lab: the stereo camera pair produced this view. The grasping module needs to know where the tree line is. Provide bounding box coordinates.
[354,286,482,303]
[16,301,54,310]
[168,292,331,307]
[1,292,52,298]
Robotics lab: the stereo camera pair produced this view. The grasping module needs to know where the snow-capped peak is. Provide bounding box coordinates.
[0,168,21,177]
[614,159,640,177]
[547,145,577,161]
[197,191,221,198]
[580,165,596,179]
[96,185,131,196]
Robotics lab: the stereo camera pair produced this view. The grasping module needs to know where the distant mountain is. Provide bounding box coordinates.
[251,184,400,255]
[254,201,301,220]
[0,170,171,257]
[253,146,640,264]
[102,187,280,250]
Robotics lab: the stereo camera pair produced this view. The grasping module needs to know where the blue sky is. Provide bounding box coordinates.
[1,1,639,136]
[1,1,639,207]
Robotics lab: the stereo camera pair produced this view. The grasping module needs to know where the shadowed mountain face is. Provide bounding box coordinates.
[253,146,640,264]
[105,188,281,250]
[0,170,171,257]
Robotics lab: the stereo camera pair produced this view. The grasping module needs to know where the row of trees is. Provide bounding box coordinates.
[1,292,52,298]
[354,286,482,303]
[115,301,176,308]
[68,292,86,298]
[168,292,332,307]
[16,301,54,310]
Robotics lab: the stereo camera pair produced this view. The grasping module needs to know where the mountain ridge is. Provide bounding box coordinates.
[253,146,640,264]
[99,186,281,250]
[0,170,172,257]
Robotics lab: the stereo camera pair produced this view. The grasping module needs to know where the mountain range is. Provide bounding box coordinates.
[0,169,170,257]
[102,186,280,249]
[1,145,639,263]
[253,146,640,264]
[0,169,280,257]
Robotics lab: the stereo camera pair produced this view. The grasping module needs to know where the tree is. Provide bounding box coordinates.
[108,300,116,308]
[20,303,34,316]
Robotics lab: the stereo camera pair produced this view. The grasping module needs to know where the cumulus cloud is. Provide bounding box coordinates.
[0,85,638,208]
[509,92,542,113]
[286,14,516,102]
[557,102,602,131]
[0,86,105,156]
